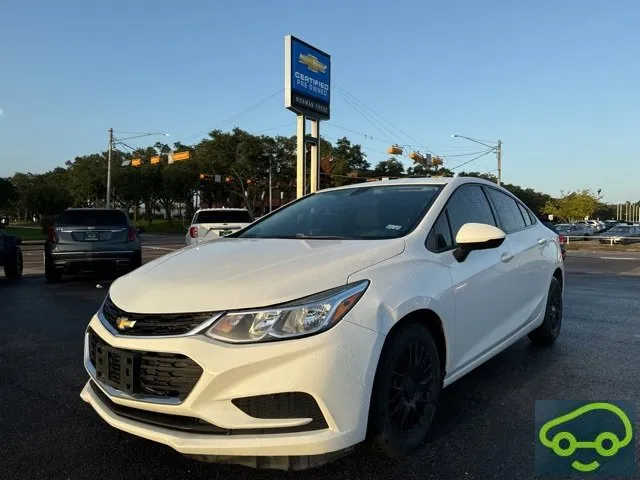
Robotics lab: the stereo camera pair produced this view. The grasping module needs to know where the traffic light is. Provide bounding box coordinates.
[409,151,425,163]
[225,176,232,183]
[388,145,403,155]
[131,158,142,167]
[432,156,443,166]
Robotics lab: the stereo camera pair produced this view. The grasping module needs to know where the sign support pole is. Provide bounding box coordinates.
[296,115,306,199]
[310,119,320,193]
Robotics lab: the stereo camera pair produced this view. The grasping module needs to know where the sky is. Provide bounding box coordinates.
[1,0,639,203]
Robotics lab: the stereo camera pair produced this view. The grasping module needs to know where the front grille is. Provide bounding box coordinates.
[90,382,328,435]
[101,295,214,336]
[232,392,328,431]
[88,329,203,401]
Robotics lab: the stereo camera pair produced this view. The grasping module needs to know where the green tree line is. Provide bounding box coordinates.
[0,128,622,225]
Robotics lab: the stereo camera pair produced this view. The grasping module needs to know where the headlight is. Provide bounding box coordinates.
[204,280,369,344]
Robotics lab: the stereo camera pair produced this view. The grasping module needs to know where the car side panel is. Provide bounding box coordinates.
[347,253,457,375]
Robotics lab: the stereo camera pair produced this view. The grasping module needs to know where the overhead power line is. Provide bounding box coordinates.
[179,89,283,144]
[335,89,396,144]
[334,83,435,154]
[449,149,495,170]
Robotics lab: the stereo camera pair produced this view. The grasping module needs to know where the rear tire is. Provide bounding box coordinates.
[129,251,142,271]
[45,256,62,284]
[367,324,442,459]
[528,277,562,345]
[4,246,23,280]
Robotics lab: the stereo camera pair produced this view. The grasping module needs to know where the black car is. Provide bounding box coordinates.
[0,216,23,281]
[44,208,142,283]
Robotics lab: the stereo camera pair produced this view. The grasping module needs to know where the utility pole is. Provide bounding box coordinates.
[269,154,273,213]
[496,140,502,186]
[106,128,113,208]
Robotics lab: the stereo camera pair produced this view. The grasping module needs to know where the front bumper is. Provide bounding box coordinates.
[81,314,384,458]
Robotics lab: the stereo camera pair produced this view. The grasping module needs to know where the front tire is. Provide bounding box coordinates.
[368,324,442,459]
[4,246,23,280]
[528,277,562,345]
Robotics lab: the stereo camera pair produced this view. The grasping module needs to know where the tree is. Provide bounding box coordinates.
[457,171,497,182]
[9,172,38,220]
[65,154,109,207]
[543,189,600,222]
[332,137,369,173]
[407,159,453,178]
[373,158,405,177]
[0,178,18,211]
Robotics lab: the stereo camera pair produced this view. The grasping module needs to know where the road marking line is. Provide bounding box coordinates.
[599,257,637,260]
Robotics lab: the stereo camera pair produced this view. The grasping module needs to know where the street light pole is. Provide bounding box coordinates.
[496,140,502,186]
[106,130,169,208]
[269,155,273,213]
[106,128,113,208]
[451,134,502,185]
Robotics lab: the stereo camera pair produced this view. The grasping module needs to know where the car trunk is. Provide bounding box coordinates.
[54,210,132,251]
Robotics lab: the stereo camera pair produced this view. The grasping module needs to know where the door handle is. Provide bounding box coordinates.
[538,238,547,246]
[501,251,514,262]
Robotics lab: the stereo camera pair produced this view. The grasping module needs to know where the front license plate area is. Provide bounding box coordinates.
[94,345,138,395]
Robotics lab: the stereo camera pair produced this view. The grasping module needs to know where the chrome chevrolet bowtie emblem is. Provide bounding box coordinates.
[115,316,136,330]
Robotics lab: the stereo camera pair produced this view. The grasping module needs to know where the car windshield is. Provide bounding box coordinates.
[195,210,253,224]
[56,210,128,227]
[236,184,442,240]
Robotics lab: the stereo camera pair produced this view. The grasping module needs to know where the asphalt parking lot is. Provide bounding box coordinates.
[1,247,639,480]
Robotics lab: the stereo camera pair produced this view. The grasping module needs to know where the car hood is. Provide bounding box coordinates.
[109,237,406,313]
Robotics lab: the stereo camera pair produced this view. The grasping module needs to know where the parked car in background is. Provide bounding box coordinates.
[44,208,141,283]
[597,225,640,245]
[555,223,593,240]
[0,216,23,281]
[81,177,564,470]
[185,208,254,246]
[539,219,566,261]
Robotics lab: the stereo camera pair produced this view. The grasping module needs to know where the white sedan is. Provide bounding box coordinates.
[81,177,564,470]
[185,208,253,246]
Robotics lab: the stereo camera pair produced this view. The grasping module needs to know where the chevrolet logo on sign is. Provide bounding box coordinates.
[115,317,137,330]
[298,53,327,74]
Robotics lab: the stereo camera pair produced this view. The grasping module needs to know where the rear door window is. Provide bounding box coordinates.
[195,210,253,224]
[517,203,532,227]
[56,210,129,226]
[485,188,527,234]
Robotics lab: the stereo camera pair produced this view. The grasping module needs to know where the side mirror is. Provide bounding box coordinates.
[453,223,506,262]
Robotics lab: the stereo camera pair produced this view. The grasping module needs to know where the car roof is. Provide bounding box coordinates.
[316,176,501,193]
[64,208,125,211]
[195,208,249,212]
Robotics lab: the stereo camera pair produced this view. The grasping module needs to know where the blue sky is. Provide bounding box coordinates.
[1,0,638,202]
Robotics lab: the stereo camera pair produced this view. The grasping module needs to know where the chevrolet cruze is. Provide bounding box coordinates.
[81,177,564,470]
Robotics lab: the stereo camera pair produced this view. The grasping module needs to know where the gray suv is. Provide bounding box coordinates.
[44,208,142,283]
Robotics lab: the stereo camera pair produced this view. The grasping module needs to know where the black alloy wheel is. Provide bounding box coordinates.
[368,324,442,458]
[529,277,562,344]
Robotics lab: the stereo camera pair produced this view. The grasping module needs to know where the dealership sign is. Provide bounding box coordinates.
[285,35,330,120]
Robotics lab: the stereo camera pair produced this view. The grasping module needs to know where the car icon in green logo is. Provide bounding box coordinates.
[539,402,633,472]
